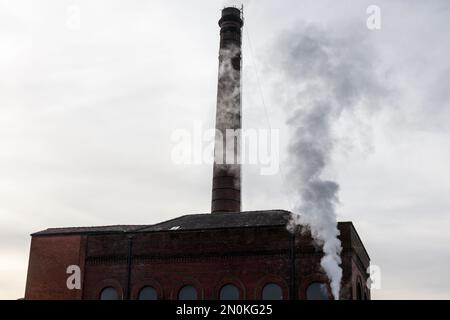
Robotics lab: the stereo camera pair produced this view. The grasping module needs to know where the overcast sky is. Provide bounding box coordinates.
[1,0,449,300]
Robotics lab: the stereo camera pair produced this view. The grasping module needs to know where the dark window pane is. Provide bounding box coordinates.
[219,284,240,300]
[139,286,157,300]
[178,285,198,300]
[306,283,329,300]
[262,283,283,300]
[100,287,118,300]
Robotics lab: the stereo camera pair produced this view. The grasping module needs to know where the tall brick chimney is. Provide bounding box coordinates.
[211,7,243,213]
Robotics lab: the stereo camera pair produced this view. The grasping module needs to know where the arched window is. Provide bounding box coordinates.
[178,285,198,300]
[100,287,119,300]
[306,283,329,300]
[138,286,158,300]
[219,284,240,300]
[262,283,283,300]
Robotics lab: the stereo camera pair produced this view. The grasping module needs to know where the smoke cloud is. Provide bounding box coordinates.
[272,24,385,299]
[214,45,241,172]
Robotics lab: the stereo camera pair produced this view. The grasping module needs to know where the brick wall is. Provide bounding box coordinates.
[25,235,86,300]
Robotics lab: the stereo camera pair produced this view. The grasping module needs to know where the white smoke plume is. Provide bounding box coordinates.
[213,44,242,194]
[216,45,241,129]
[271,24,385,299]
[214,45,241,168]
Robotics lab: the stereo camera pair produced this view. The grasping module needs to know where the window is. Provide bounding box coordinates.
[178,285,198,300]
[100,287,119,300]
[306,283,329,300]
[262,283,283,300]
[219,284,240,300]
[138,286,157,300]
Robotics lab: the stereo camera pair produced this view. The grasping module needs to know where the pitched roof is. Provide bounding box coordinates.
[139,210,292,232]
[31,225,149,236]
[31,210,293,236]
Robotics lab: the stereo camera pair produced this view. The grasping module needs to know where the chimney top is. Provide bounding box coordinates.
[219,7,243,28]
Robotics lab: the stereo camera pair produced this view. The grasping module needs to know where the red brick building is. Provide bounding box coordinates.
[25,210,370,300]
[24,7,371,300]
